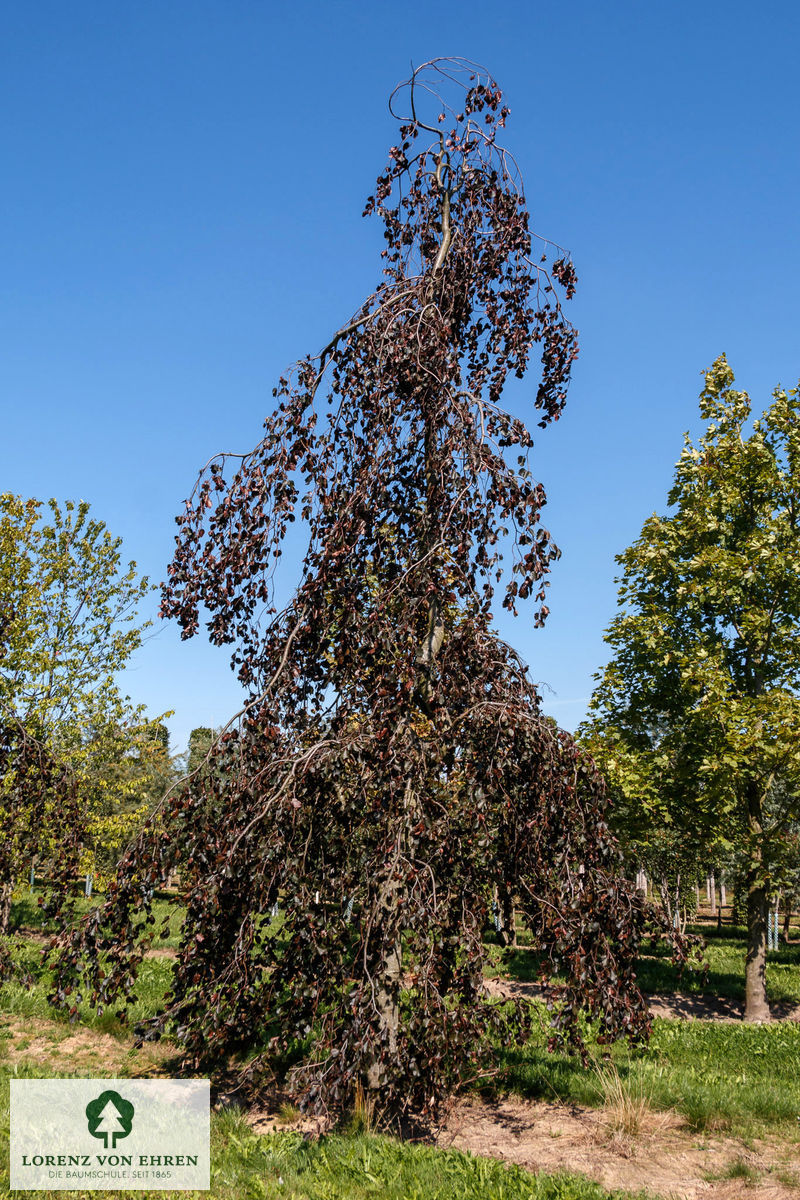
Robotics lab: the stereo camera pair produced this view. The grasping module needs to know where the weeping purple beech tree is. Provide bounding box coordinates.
[53,60,655,1117]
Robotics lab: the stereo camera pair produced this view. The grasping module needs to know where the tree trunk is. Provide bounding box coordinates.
[366,924,402,1089]
[369,157,452,1091]
[658,874,673,928]
[745,880,770,1021]
[366,778,415,1090]
[498,883,516,947]
[744,784,771,1022]
[0,881,13,935]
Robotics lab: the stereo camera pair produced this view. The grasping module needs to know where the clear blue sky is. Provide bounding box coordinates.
[2,1,798,753]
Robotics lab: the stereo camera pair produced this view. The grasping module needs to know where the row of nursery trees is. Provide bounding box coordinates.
[2,60,799,1116]
[634,857,800,940]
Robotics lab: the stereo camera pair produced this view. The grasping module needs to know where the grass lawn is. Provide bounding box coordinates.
[0,901,645,1200]
[0,1059,648,1200]
[486,920,800,1006]
[633,924,800,1005]
[484,920,800,1138]
[0,1066,649,1200]
[497,1012,800,1138]
[4,897,800,1197]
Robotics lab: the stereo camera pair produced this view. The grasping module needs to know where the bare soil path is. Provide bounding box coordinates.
[246,1090,800,1199]
[483,977,800,1023]
[437,1095,800,1200]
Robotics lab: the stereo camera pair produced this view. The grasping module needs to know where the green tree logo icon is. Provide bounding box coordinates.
[85,1090,135,1149]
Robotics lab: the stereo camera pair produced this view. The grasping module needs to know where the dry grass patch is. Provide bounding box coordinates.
[0,1013,175,1076]
[591,1059,669,1152]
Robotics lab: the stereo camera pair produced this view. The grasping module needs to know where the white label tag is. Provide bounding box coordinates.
[10,1078,210,1190]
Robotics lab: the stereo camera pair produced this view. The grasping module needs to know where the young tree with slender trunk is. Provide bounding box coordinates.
[0,495,167,929]
[55,60,656,1115]
[582,356,800,1021]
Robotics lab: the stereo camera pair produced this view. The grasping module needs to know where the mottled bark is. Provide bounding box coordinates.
[744,783,771,1022]
[745,880,770,1021]
[498,883,517,948]
[366,915,402,1089]
[367,778,414,1090]
[0,881,12,936]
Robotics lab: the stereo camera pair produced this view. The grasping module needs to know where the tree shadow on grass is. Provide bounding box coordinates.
[488,1043,602,1108]
[633,955,743,1000]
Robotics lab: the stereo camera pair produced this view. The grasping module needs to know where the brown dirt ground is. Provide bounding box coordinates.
[249,1106,327,1138]
[436,1094,800,1200]
[244,1091,800,1199]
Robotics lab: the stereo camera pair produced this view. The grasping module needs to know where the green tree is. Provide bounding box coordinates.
[187,726,215,774]
[582,357,800,1020]
[0,495,167,905]
[86,720,180,876]
[0,497,150,732]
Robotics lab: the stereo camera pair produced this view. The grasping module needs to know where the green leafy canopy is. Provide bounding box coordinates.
[0,496,175,904]
[581,356,800,1014]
